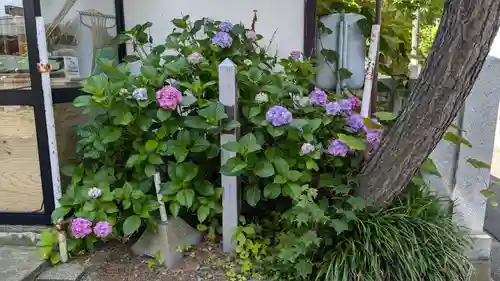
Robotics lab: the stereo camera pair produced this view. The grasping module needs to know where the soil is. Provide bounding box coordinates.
[78,237,234,281]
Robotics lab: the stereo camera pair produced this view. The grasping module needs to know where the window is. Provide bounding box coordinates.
[0,0,30,90]
[41,0,117,88]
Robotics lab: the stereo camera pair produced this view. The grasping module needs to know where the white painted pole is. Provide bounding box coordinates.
[154,170,168,223]
[361,24,381,118]
[35,17,68,263]
[219,58,239,252]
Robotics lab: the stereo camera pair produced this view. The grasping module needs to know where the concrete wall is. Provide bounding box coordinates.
[122,0,305,58]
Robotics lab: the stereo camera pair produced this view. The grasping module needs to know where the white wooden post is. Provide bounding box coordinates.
[361,24,381,118]
[219,58,239,252]
[36,17,68,263]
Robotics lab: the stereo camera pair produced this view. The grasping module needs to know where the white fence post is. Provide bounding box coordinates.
[219,58,239,252]
[36,17,68,263]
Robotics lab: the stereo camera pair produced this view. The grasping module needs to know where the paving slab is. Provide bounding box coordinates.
[0,245,47,281]
[36,262,86,281]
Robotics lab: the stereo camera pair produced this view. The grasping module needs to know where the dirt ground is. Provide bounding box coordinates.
[78,238,234,281]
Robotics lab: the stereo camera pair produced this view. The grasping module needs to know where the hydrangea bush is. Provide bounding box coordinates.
[37,15,386,280]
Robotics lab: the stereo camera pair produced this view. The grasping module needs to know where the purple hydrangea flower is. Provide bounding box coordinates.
[309,89,328,106]
[71,218,92,238]
[266,106,293,127]
[339,99,353,115]
[327,139,350,157]
[93,221,112,238]
[219,20,233,32]
[366,129,383,150]
[211,32,233,48]
[325,102,341,115]
[156,86,183,110]
[301,143,315,155]
[347,113,365,132]
[290,50,302,60]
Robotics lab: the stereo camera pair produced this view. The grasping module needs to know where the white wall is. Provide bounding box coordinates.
[123,0,304,58]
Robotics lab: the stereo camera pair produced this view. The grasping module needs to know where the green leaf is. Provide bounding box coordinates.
[184,116,210,129]
[175,162,199,182]
[197,206,210,222]
[338,68,353,80]
[144,164,156,177]
[267,126,285,137]
[191,138,211,153]
[283,183,301,199]
[157,109,172,121]
[255,160,275,178]
[421,158,441,176]
[126,154,140,168]
[145,140,159,153]
[330,219,349,234]
[73,95,91,107]
[198,102,228,123]
[373,111,396,121]
[245,186,261,207]
[443,132,472,148]
[287,170,302,181]
[320,48,338,63]
[169,202,180,216]
[100,127,122,144]
[363,117,384,129]
[238,133,262,155]
[123,215,141,236]
[274,175,287,184]
[467,158,491,169]
[296,260,313,278]
[148,154,163,165]
[115,111,134,125]
[222,141,240,153]
[194,181,215,196]
[263,184,281,199]
[306,160,319,171]
[141,65,159,80]
[273,158,290,175]
[51,207,70,222]
[81,73,108,95]
[248,67,262,82]
[180,95,197,106]
[338,134,366,151]
[176,189,195,207]
[172,18,187,28]
[221,157,247,176]
[347,196,367,211]
[481,189,496,198]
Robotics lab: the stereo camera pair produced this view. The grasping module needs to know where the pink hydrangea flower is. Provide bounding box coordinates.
[93,221,112,238]
[71,218,92,238]
[156,86,183,110]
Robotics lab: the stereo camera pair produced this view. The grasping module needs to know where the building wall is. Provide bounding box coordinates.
[123,0,305,58]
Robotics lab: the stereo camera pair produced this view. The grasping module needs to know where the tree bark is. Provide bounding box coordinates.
[356,0,500,206]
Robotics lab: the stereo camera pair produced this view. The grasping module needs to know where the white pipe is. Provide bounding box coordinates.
[336,11,344,93]
[361,24,381,118]
[342,12,348,89]
[154,170,168,223]
[35,17,68,263]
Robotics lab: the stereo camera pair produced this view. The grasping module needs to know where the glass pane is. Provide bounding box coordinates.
[0,105,43,212]
[0,1,31,90]
[41,0,117,88]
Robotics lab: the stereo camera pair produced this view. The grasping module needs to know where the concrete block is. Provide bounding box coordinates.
[0,246,47,281]
[131,217,202,268]
[36,262,86,281]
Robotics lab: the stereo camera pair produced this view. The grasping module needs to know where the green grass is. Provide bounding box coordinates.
[316,187,472,281]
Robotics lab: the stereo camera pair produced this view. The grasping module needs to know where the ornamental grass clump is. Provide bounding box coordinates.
[316,185,472,281]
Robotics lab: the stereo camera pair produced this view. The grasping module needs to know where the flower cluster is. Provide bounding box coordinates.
[255,92,269,104]
[132,88,148,101]
[88,187,102,199]
[71,218,112,239]
[156,86,183,110]
[219,20,233,32]
[187,52,204,65]
[301,143,315,155]
[266,106,293,127]
[309,89,328,106]
[290,50,302,60]
[246,30,258,41]
[212,31,233,48]
[328,139,350,157]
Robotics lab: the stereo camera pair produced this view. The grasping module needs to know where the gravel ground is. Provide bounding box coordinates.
[78,238,233,281]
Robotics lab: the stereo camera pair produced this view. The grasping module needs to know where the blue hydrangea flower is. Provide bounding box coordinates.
[309,89,328,106]
[327,139,350,157]
[132,88,148,101]
[219,20,233,32]
[301,143,315,155]
[347,113,365,132]
[266,106,292,127]
[211,32,233,48]
[88,187,103,198]
[366,129,383,150]
[325,102,341,115]
[339,98,353,115]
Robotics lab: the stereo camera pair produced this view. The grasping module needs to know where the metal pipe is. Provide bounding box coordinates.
[342,11,348,89]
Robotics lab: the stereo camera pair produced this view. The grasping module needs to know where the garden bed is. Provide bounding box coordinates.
[80,238,232,281]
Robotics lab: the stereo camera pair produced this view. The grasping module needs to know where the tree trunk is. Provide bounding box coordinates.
[356,0,500,206]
